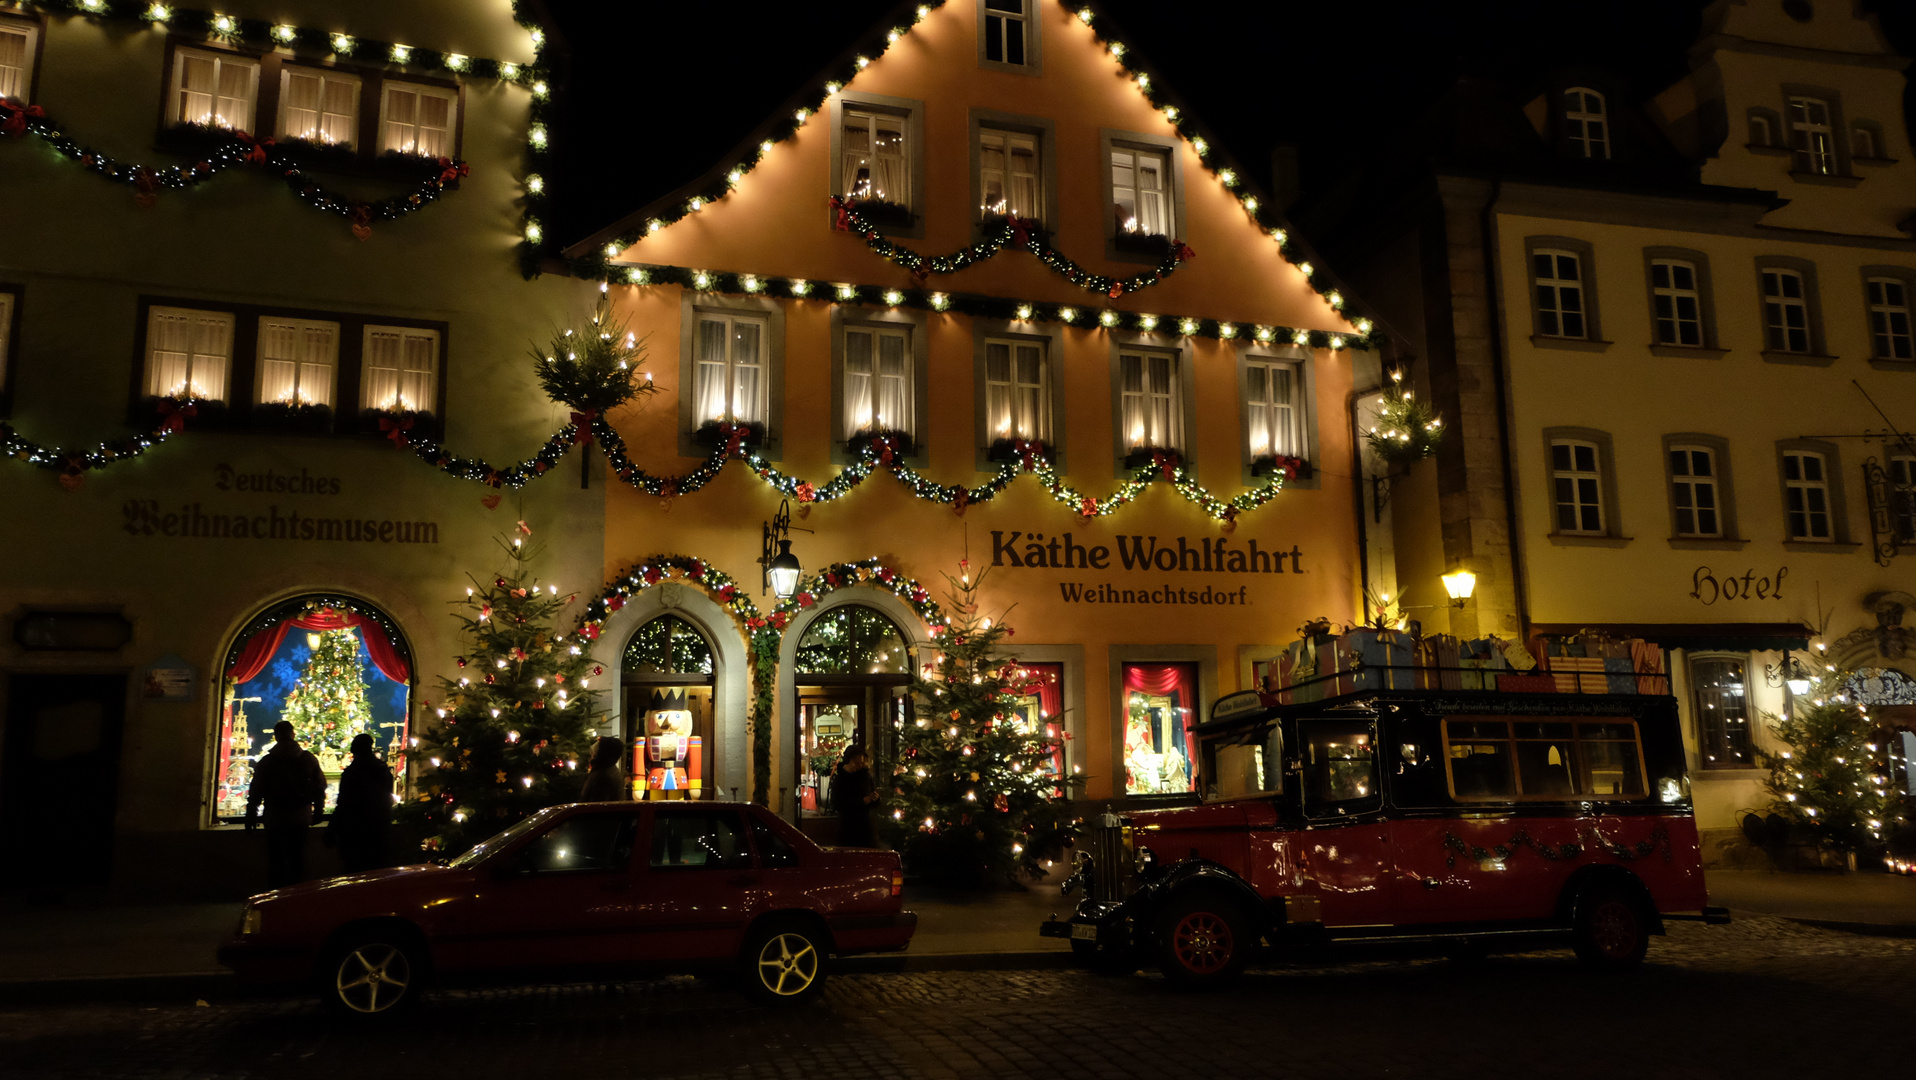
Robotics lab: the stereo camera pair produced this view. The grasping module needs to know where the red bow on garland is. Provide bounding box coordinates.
[1151,450,1181,483]
[1107,281,1126,299]
[874,435,897,467]
[1011,438,1044,472]
[0,101,46,138]
[436,157,469,185]
[829,195,856,231]
[1268,454,1305,479]
[155,398,197,435]
[1172,240,1197,262]
[569,409,598,445]
[234,130,275,165]
[1006,213,1031,247]
[717,422,750,457]
[379,414,414,447]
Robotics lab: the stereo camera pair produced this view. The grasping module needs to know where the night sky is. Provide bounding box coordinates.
[537,0,1915,252]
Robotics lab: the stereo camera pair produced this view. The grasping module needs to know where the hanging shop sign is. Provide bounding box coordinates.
[990,530,1306,607]
[1690,566,1789,605]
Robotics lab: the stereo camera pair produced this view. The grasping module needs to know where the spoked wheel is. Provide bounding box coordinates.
[1573,885,1649,971]
[1155,893,1252,987]
[327,938,421,1017]
[741,921,826,1004]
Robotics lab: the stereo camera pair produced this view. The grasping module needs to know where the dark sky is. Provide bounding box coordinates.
[538,0,1913,249]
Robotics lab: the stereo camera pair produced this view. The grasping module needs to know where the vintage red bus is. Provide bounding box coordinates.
[1042,687,1730,984]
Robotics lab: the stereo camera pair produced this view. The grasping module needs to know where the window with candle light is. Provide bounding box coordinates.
[171,46,259,131]
[278,66,360,148]
[361,325,440,415]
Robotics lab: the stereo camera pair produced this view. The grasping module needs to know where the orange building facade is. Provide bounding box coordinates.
[569,1,1372,827]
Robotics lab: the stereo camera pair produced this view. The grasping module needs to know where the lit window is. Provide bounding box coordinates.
[0,21,37,102]
[843,324,911,439]
[1564,87,1609,159]
[1787,96,1835,175]
[1122,662,1199,796]
[1651,259,1703,347]
[1119,349,1180,453]
[1762,268,1811,353]
[692,313,767,426]
[144,306,234,401]
[982,0,1030,67]
[1782,451,1832,541]
[173,47,259,130]
[279,67,359,147]
[257,317,339,408]
[841,108,909,211]
[1690,656,1752,769]
[1867,277,1912,360]
[1245,359,1300,462]
[984,337,1049,443]
[380,80,457,158]
[1669,446,1721,538]
[979,127,1041,220]
[1533,250,1586,338]
[362,325,440,414]
[1550,439,1604,534]
[1111,145,1171,238]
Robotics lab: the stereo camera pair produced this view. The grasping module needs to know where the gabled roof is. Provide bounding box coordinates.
[557,0,1385,351]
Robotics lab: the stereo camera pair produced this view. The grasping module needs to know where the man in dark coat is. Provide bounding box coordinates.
[329,733,393,873]
[246,720,327,888]
[579,736,629,802]
[829,746,879,847]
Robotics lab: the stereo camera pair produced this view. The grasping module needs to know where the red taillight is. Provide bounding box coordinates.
[890,871,903,897]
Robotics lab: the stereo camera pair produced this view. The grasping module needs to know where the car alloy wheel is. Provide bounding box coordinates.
[334,942,414,1015]
[754,931,820,999]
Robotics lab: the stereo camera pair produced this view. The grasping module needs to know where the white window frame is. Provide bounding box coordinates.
[978,126,1042,221]
[1533,249,1587,339]
[0,19,37,103]
[1787,95,1835,175]
[278,66,360,148]
[692,311,769,428]
[984,336,1050,444]
[1762,268,1811,353]
[361,325,440,414]
[1244,357,1300,461]
[1550,439,1605,535]
[1867,276,1913,360]
[144,306,235,402]
[842,323,912,439]
[1782,450,1833,541]
[839,106,910,211]
[1565,86,1609,159]
[256,317,339,408]
[1119,348,1182,453]
[1669,445,1722,539]
[1110,144,1172,239]
[379,79,458,158]
[1651,259,1704,347]
[981,0,1031,68]
[172,46,259,131]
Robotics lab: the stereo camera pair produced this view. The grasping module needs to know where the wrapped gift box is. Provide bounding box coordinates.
[1344,628,1418,691]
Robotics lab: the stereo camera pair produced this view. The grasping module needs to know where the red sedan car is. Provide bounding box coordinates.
[218,801,914,1015]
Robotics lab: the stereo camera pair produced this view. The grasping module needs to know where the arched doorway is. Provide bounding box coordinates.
[791,604,912,837]
[623,614,718,800]
[214,595,412,823]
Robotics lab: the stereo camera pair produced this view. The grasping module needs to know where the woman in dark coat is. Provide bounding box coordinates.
[579,736,629,801]
[330,733,392,872]
[829,746,879,847]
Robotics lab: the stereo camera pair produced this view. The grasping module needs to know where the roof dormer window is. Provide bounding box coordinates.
[1564,87,1609,160]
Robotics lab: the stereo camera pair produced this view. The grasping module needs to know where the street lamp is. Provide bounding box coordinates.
[1764,655,1813,696]
[759,499,804,599]
[1440,568,1476,609]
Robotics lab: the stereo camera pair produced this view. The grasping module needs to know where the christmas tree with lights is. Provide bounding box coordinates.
[401,532,607,855]
[884,564,1080,886]
[1757,650,1903,857]
[280,628,376,771]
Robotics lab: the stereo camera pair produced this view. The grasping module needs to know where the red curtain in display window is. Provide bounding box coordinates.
[1122,661,1199,794]
[1015,662,1066,785]
[225,607,412,685]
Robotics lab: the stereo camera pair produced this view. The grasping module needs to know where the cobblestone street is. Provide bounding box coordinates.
[3,917,1912,1080]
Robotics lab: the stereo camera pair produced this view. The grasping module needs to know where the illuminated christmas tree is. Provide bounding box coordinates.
[1757,650,1903,856]
[884,564,1080,886]
[400,532,606,855]
[280,628,376,770]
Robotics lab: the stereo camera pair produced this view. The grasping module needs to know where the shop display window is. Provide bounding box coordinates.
[1003,662,1066,793]
[213,597,411,822]
[623,615,716,801]
[1122,661,1198,795]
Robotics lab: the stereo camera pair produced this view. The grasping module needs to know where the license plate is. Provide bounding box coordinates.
[1070,923,1099,942]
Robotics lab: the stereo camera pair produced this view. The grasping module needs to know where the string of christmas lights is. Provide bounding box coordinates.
[0,101,466,230]
[1,401,190,488]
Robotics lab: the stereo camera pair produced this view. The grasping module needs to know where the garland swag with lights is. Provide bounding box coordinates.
[400,535,606,855]
[1756,662,1903,856]
[0,100,468,233]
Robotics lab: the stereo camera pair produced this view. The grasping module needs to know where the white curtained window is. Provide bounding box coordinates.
[362,325,440,413]
[144,307,234,401]
[173,48,257,130]
[694,314,767,426]
[1120,350,1180,452]
[280,68,359,146]
[1245,359,1298,459]
[1110,146,1169,237]
[844,326,911,438]
[0,22,35,103]
[841,108,908,208]
[257,317,339,407]
[984,338,1048,443]
[381,81,456,158]
[979,128,1040,220]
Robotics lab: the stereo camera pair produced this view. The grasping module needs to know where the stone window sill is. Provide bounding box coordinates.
[1853,155,1900,167]
[1782,540,1862,553]
[1530,335,1612,353]
[1649,344,1729,359]
[1789,170,1862,188]
[1746,143,1791,157]
[1667,537,1749,550]
[1760,350,1837,367]
[1547,532,1633,548]
[1869,357,1916,373]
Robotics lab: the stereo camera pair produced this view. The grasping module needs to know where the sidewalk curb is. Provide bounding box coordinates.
[1776,916,1916,938]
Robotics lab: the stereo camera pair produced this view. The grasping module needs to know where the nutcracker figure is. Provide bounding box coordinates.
[636,689,702,800]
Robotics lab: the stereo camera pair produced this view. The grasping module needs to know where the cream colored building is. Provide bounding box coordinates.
[1310,0,1916,858]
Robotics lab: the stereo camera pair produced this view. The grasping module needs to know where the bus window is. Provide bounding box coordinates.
[1579,722,1646,797]
[1446,720,1516,799]
[1300,720,1378,816]
[1443,717,1647,801]
[1213,724,1282,799]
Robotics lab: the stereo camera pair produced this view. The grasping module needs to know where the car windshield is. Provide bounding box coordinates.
[445,811,554,869]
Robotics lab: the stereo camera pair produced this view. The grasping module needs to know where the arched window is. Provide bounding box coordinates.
[214,596,411,823]
[1564,87,1609,160]
[624,614,714,675]
[794,605,909,675]
[623,615,718,800]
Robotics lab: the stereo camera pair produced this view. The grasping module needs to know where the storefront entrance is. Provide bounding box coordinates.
[623,615,719,800]
[792,604,912,842]
[2,673,127,890]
